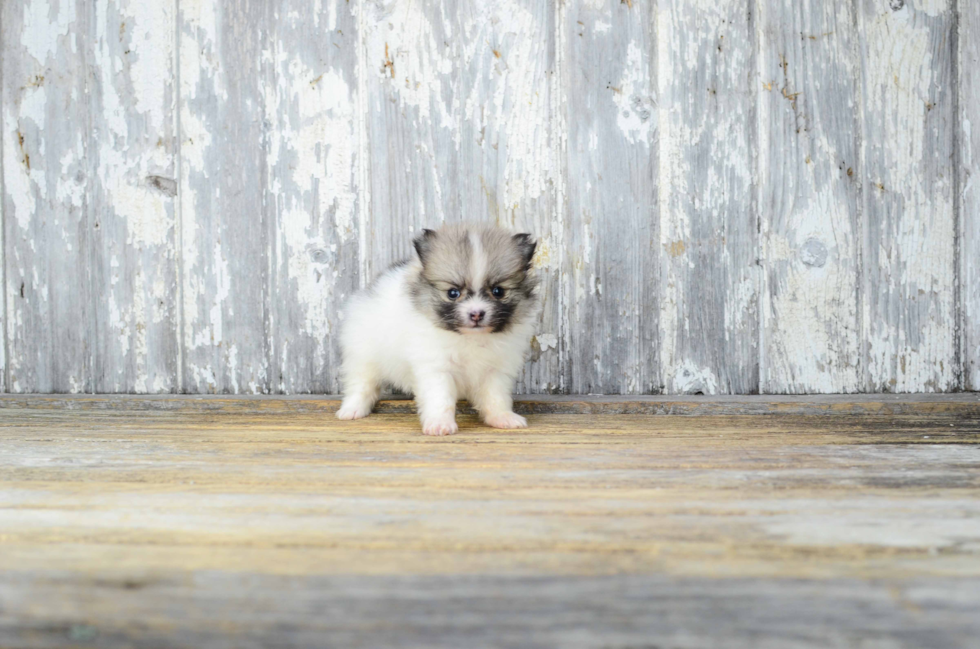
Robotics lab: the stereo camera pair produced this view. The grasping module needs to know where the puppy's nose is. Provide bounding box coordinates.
[469,309,486,324]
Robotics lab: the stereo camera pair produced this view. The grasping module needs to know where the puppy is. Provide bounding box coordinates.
[337,222,539,435]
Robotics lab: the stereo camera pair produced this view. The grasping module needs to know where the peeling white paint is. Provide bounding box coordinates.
[4,110,38,233]
[208,241,229,348]
[760,0,863,396]
[270,52,356,373]
[460,0,557,210]
[916,0,949,18]
[0,0,970,396]
[534,333,558,353]
[962,9,980,391]
[364,0,453,124]
[670,360,720,395]
[612,41,654,145]
[22,0,76,64]
[658,0,756,394]
[861,1,955,392]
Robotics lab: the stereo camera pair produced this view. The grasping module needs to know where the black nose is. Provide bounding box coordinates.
[469,310,486,324]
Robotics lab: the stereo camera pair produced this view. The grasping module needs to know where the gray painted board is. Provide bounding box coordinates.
[2,0,179,394]
[858,0,956,393]
[658,0,759,394]
[91,0,180,394]
[266,0,360,394]
[361,0,459,277]
[758,0,861,393]
[3,1,96,393]
[179,0,273,393]
[564,0,658,394]
[963,1,979,391]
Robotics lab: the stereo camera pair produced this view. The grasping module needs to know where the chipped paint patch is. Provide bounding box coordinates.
[22,0,77,64]
[461,0,558,210]
[269,49,357,375]
[670,360,719,395]
[534,333,558,353]
[612,41,654,145]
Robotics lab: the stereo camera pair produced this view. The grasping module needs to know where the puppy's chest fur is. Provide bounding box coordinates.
[439,335,523,394]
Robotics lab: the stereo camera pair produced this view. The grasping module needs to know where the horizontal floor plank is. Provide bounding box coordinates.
[1,393,979,416]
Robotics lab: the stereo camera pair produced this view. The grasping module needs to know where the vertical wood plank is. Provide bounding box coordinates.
[962,1,980,391]
[2,0,93,392]
[91,0,179,393]
[267,1,360,393]
[0,10,5,394]
[563,0,658,394]
[361,0,459,277]
[179,0,272,393]
[2,1,178,395]
[758,1,861,393]
[456,0,562,393]
[859,0,956,393]
[658,0,759,394]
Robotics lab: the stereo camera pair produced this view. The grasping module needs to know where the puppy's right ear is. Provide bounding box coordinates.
[413,228,437,264]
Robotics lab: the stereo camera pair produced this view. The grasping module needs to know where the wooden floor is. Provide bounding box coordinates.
[1,395,979,648]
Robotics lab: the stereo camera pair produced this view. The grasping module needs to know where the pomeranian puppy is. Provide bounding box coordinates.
[337,223,538,435]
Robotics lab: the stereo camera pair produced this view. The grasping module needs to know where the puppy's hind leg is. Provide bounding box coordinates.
[337,362,382,420]
[470,371,527,429]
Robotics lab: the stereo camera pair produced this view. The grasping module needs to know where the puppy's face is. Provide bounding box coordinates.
[411,224,537,334]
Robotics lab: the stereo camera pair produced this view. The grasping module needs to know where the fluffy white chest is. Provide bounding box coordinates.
[443,336,503,395]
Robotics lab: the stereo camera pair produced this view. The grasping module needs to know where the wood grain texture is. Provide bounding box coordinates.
[859,0,956,393]
[0,398,979,646]
[266,1,360,394]
[962,1,980,391]
[179,0,274,394]
[759,0,862,394]
[2,0,179,395]
[564,0,658,394]
[2,1,95,393]
[2,392,979,416]
[3,574,979,649]
[658,0,760,395]
[92,0,180,394]
[0,10,5,395]
[360,0,458,276]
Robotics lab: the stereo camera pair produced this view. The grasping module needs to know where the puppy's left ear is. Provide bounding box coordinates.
[513,233,536,270]
[413,228,437,264]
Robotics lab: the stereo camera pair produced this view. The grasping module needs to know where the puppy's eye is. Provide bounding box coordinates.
[447,288,461,300]
[491,286,505,299]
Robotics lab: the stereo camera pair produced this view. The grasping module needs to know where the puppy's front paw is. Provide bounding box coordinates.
[421,417,459,436]
[337,400,372,420]
[483,411,527,429]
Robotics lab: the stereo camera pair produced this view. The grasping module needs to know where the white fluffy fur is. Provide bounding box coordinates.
[337,259,535,435]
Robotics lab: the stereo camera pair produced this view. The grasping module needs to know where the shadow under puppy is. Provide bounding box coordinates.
[338,223,539,435]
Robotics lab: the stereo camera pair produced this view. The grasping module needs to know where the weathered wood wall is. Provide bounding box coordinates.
[0,0,976,395]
